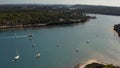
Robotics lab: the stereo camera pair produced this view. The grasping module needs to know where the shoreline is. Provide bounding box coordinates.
[0,19,92,31]
[114,24,120,37]
[79,59,101,68]
[75,59,102,68]
[0,23,80,31]
[0,23,84,32]
[0,16,96,31]
[75,59,120,68]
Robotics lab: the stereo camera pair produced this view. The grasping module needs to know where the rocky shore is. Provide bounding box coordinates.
[114,24,120,36]
[74,59,120,68]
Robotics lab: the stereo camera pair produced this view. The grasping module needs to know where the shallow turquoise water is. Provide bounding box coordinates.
[1,14,120,68]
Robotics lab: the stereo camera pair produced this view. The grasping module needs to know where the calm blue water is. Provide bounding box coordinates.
[1,14,120,68]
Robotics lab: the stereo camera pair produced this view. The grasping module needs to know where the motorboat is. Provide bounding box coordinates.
[29,37,32,40]
[32,43,35,48]
[28,34,32,37]
[86,40,89,44]
[75,48,79,52]
[12,55,20,61]
[35,53,40,58]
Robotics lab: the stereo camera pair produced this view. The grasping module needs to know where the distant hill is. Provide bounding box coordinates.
[70,4,120,15]
[0,4,120,15]
[0,4,70,12]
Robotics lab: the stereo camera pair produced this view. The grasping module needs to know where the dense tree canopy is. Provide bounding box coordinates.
[0,11,88,27]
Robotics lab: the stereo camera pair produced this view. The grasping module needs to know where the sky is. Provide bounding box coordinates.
[0,0,120,7]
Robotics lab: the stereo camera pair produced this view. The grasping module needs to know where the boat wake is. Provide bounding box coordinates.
[0,35,28,39]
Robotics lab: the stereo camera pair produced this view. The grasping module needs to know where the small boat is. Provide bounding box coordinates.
[35,53,40,58]
[29,37,32,40]
[12,49,20,62]
[75,48,79,52]
[32,43,35,48]
[57,45,59,48]
[86,40,89,44]
[12,55,20,61]
[14,33,16,35]
[28,34,32,37]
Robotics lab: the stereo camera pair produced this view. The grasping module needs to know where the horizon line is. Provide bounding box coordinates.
[0,3,119,7]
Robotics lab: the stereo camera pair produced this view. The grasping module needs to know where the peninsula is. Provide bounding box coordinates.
[0,5,96,30]
[0,11,92,29]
